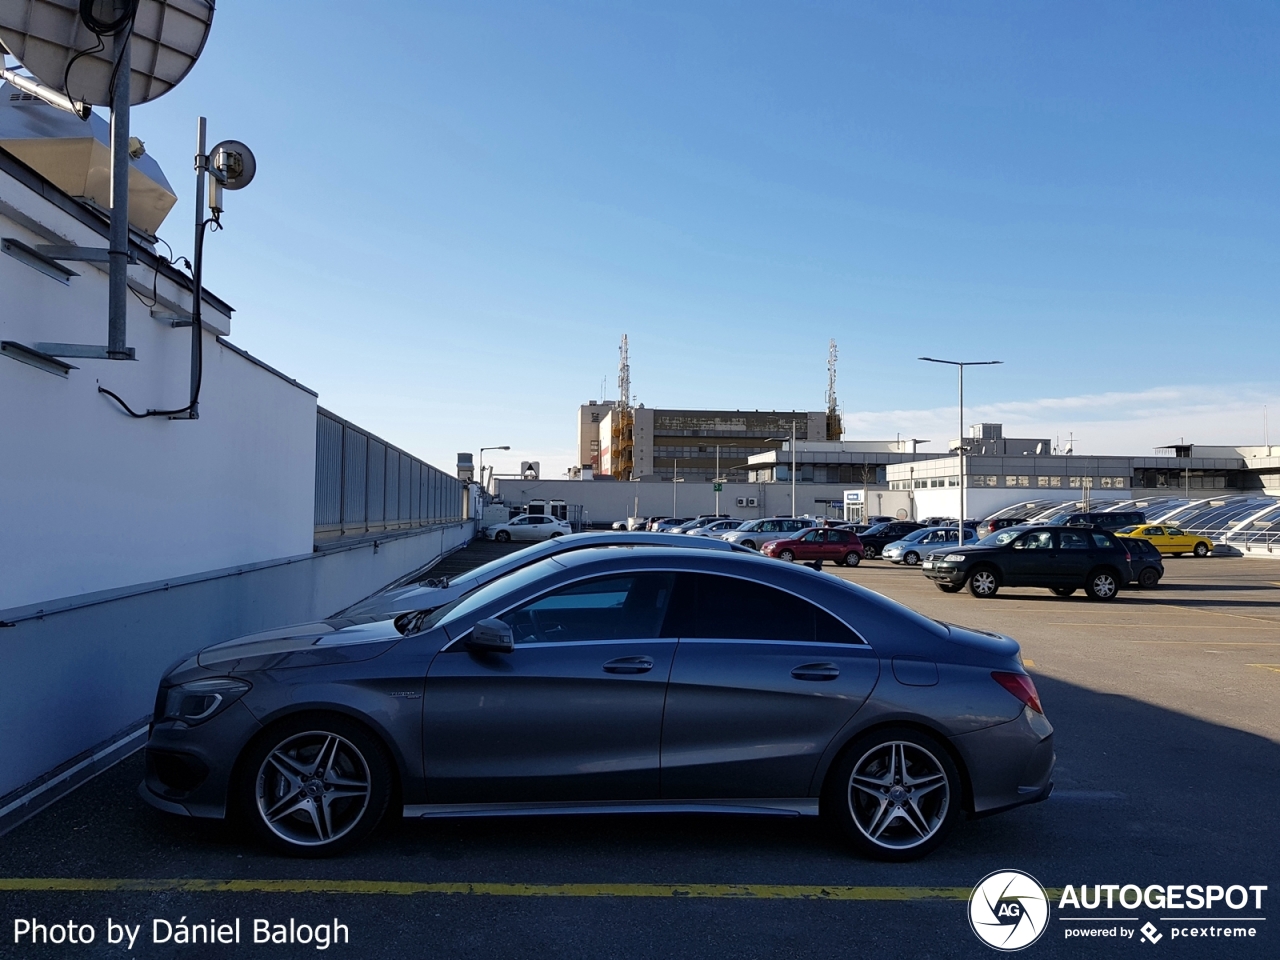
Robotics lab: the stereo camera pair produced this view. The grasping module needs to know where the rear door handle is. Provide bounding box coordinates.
[791,662,840,681]
[603,656,654,674]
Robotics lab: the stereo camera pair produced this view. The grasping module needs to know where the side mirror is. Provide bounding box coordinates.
[466,618,514,654]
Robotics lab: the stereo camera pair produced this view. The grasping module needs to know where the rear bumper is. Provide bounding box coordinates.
[950,705,1055,817]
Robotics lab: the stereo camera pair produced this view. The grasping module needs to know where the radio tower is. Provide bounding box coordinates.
[618,334,631,412]
[614,335,635,480]
[825,338,843,440]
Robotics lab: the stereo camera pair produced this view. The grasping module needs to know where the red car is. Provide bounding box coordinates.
[762,527,864,566]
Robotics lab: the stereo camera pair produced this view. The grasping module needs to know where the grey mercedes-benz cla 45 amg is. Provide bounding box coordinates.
[142,547,1054,860]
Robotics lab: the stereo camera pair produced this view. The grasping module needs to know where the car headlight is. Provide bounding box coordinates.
[162,678,250,725]
[942,554,966,562]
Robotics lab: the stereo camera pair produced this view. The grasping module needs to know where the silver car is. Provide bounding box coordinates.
[688,519,744,537]
[343,532,752,619]
[141,547,1054,861]
[719,517,814,551]
[881,527,980,566]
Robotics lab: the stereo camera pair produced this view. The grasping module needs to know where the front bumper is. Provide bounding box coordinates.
[923,561,966,584]
[139,698,262,819]
[950,705,1055,817]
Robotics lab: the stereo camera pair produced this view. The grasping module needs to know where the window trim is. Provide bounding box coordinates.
[442,568,870,651]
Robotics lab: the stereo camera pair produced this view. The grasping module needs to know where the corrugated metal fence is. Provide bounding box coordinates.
[314,407,464,540]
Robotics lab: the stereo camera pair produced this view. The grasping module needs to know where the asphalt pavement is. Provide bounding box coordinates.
[2,549,1278,959]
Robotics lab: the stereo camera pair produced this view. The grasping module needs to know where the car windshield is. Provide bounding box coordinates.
[900,528,932,542]
[397,557,567,636]
[863,523,890,536]
[1117,526,1140,534]
[435,539,566,589]
[978,528,1024,547]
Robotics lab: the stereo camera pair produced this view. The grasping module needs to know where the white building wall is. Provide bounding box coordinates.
[0,161,316,611]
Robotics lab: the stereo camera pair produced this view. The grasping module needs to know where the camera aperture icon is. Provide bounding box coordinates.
[969,870,1050,951]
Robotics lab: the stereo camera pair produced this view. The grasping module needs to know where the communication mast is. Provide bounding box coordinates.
[612,335,636,480]
[825,338,843,440]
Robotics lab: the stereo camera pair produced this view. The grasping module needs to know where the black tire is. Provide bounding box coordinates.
[494,530,511,543]
[1085,568,1120,601]
[1138,567,1161,588]
[549,532,564,539]
[1193,542,1210,558]
[844,551,861,567]
[238,714,392,857]
[863,545,878,560]
[741,540,757,551]
[779,549,795,562]
[824,726,962,862]
[1051,587,1076,597]
[903,552,920,566]
[1171,552,1184,558]
[968,567,999,598]
[935,582,963,593]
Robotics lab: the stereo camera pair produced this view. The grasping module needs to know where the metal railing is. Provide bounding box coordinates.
[314,408,464,541]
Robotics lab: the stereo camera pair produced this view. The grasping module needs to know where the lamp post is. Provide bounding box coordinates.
[671,458,685,514]
[478,445,510,495]
[714,443,739,516]
[766,421,798,517]
[919,358,1002,545]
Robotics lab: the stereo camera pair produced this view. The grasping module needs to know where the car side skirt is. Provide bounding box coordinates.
[402,798,819,819]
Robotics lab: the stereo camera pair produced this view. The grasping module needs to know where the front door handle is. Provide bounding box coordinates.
[603,656,654,674]
[791,662,840,681]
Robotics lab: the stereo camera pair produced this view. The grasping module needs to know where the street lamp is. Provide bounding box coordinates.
[714,443,739,516]
[919,358,1002,545]
[767,420,798,518]
[670,458,685,514]
[478,445,510,494]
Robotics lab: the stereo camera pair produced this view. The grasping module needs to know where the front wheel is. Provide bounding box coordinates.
[494,530,511,543]
[863,545,878,560]
[1138,567,1161,588]
[741,540,757,551]
[778,549,795,562]
[968,568,999,598]
[844,551,861,567]
[825,728,961,862]
[1085,569,1119,601]
[903,552,920,566]
[1051,587,1076,597]
[1193,542,1210,558]
[549,532,564,539]
[239,715,391,857]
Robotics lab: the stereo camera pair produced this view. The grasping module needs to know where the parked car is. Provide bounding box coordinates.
[143,547,1053,861]
[922,525,1131,600]
[1116,524,1213,558]
[672,516,733,534]
[1122,536,1165,588]
[485,515,574,542]
[625,517,649,531]
[343,533,756,619]
[718,517,814,551]
[1046,511,1145,531]
[687,518,744,537]
[882,527,979,565]
[974,516,1030,539]
[645,518,670,531]
[919,517,957,527]
[653,518,696,533]
[611,521,629,531]
[858,521,927,560]
[762,527,864,566]
[865,515,898,525]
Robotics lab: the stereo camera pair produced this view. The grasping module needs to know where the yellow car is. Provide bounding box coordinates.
[1117,524,1213,558]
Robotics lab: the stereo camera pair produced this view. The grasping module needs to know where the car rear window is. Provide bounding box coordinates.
[1091,532,1120,549]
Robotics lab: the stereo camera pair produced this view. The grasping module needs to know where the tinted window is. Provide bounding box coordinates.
[1014,531,1054,550]
[759,520,779,532]
[500,574,675,644]
[829,530,850,543]
[980,529,1022,546]
[1167,528,1185,536]
[1059,530,1090,550]
[1092,532,1120,549]
[662,573,863,644]
[1145,526,1165,536]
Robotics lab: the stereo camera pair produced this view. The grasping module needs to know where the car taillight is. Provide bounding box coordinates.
[992,671,1043,714]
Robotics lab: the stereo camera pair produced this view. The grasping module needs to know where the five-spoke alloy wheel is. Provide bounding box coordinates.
[827,728,960,861]
[241,716,390,856]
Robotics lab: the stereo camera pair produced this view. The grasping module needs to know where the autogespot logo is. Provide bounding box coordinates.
[969,870,1050,951]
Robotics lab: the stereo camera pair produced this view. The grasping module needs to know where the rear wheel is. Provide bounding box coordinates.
[1085,568,1120,601]
[239,715,391,857]
[935,582,962,593]
[968,567,999,598]
[903,551,920,566]
[863,545,878,560]
[778,549,795,562]
[1138,567,1161,588]
[494,530,511,543]
[843,551,861,567]
[549,532,564,538]
[1193,542,1210,558]
[1051,587,1076,597]
[825,727,961,862]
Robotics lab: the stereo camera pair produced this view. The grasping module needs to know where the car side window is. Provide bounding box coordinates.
[759,521,778,532]
[829,530,849,543]
[1091,532,1118,549]
[1014,531,1054,550]
[661,573,863,644]
[801,530,821,542]
[1059,531,1090,550]
[500,574,675,644]
[1166,528,1184,536]
[1145,526,1164,536]
[510,516,528,525]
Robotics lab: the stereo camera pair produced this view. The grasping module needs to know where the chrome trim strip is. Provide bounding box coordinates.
[403,798,819,819]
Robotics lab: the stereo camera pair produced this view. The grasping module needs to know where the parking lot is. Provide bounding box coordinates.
[3,551,1278,959]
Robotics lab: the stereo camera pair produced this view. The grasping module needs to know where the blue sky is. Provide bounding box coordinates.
[118,1,1279,474]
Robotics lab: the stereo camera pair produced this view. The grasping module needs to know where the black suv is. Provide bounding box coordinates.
[1048,511,1145,531]
[858,521,926,559]
[922,525,1132,600]
[1124,536,1164,588]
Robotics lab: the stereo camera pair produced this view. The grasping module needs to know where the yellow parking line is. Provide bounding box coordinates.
[1247,664,1280,674]
[0,878,986,900]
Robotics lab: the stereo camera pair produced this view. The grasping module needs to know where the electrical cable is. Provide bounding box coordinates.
[79,0,140,36]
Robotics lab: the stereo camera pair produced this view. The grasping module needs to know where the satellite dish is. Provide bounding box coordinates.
[210,138,253,189]
[0,0,214,107]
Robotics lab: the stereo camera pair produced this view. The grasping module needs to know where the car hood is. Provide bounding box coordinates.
[197,618,403,671]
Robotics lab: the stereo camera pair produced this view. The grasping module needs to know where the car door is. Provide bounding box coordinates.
[1004,529,1056,586]
[1141,526,1169,553]
[504,516,531,541]
[1164,527,1193,553]
[825,529,851,560]
[423,572,678,803]
[1054,528,1095,582]
[659,572,880,798]
[795,529,824,558]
